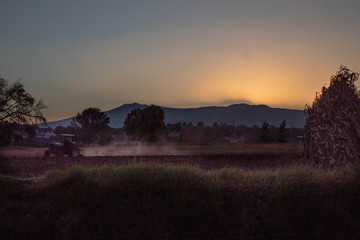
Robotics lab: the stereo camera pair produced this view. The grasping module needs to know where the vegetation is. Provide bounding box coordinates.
[0,78,46,146]
[304,66,360,167]
[0,77,46,124]
[73,107,111,144]
[1,162,359,239]
[259,121,272,143]
[124,105,165,142]
[277,120,288,142]
[0,119,300,147]
[0,78,45,146]
[0,121,18,145]
[168,121,297,144]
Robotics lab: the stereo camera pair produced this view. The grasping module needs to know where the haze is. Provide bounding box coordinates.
[1,1,359,121]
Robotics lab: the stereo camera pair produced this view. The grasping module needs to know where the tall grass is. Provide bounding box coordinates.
[1,162,360,239]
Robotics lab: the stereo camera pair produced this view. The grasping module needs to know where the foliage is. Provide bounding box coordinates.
[0,122,17,145]
[53,125,76,135]
[0,77,46,124]
[304,66,360,167]
[166,121,302,144]
[197,121,204,127]
[259,121,273,142]
[24,125,36,140]
[277,120,288,142]
[1,163,360,239]
[123,108,142,140]
[74,107,110,144]
[124,105,165,142]
[0,122,43,146]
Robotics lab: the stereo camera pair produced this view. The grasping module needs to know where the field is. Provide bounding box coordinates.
[1,142,303,157]
[1,143,360,239]
[0,143,303,177]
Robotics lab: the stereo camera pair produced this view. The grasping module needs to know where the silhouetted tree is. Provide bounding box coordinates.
[0,122,16,145]
[165,121,295,144]
[74,107,110,143]
[0,77,46,124]
[53,125,78,138]
[123,108,142,141]
[277,120,288,142]
[167,122,182,132]
[25,125,36,141]
[124,105,165,142]
[141,105,166,142]
[259,121,272,142]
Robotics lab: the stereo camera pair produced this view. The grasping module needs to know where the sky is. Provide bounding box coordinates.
[1,0,360,121]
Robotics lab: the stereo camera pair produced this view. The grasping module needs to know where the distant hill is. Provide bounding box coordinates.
[40,103,305,129]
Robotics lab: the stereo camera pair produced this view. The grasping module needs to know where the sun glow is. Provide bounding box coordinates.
[182,54,325,110]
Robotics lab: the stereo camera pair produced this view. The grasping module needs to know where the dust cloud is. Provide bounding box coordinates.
[83,143,184,157]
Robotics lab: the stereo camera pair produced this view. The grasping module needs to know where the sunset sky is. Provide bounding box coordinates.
[1,1,360,121]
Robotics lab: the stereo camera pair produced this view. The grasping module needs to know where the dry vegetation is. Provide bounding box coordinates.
[304,66,360,167]
[1,142,359,239]
[1,162,360,239]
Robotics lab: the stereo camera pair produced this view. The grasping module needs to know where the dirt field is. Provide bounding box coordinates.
[1,142,303,157]
[0,143,303,177]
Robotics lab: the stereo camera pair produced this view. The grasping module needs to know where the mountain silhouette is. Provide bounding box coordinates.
[42,103,305,128]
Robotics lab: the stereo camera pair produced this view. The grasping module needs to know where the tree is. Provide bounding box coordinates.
[277,120,288,142]
[304,66,360,167]
[74,107,110,144]
[0,122,17,145]
[54,125,77,136]
[124,105,165,142]
[0,78,46,124]
[259,121,272,143]
[123,108,142,141]
[25,125,36,141]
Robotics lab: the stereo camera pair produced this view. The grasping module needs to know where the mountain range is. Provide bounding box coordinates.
[41,103,306,129]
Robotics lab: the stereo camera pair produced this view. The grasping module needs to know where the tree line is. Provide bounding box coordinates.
[0,76,302,146]
[1,106,302,146]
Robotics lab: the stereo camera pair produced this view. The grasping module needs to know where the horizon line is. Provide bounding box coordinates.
[44,102,305,123]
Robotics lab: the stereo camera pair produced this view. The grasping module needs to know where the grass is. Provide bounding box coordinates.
[1,162,360,239]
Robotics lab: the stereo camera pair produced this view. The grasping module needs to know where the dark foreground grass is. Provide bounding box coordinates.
[1,163,360,240]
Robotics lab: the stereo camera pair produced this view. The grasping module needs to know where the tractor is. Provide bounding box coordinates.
[44,134,83,157]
